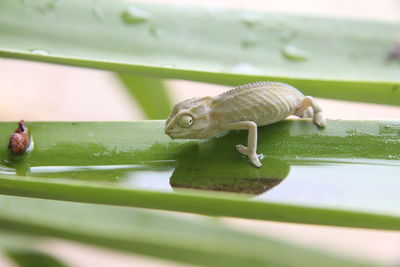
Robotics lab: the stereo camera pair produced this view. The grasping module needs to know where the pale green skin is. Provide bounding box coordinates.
[165,82,326,167]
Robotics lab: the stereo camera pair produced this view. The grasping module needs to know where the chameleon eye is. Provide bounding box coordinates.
[177,115,193,128]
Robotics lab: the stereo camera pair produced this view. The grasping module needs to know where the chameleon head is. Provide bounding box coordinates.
[165,96,216,139]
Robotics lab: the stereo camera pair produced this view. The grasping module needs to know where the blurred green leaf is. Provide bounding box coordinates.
[118,74,172,119]
[0,231,69,267]
[5,249,69,267]
[0,195,376,267]
[0,0,399,105]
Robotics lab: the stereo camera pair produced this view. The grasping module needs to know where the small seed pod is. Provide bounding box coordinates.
[8,120,30,155]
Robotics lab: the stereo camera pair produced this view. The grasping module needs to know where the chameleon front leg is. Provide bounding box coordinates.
[222,121,262,168]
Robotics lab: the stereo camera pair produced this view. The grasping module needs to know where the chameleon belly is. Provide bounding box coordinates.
[212,82,304,126]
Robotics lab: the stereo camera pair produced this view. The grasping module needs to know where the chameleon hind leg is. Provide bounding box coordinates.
[295,96,327,127]
[223,121,262,168]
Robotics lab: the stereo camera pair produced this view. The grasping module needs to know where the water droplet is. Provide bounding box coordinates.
[46,0,64,10]
[241,35,256,49]
[92,6,105,21]
[201,7,218,18]
[282,45,310,61]
[161,63,176,68]
[239,13,262,28]
[30,49,49,56]
[149,26,160,38]
[121,6,150,24]
[231,62,261,74]
[279,30,294,41]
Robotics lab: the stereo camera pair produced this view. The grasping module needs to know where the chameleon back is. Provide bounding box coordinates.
[212,81,304,126]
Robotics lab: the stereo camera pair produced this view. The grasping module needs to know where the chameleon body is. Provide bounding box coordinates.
[165,81,326,167]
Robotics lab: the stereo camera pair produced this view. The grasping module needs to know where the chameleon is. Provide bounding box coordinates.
[164,81,326,167]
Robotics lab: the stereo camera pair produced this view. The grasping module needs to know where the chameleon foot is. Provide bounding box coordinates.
[236,145,262,168]
[313,112,327,128]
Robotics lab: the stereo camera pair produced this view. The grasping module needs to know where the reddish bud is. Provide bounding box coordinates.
[9,120,30,155]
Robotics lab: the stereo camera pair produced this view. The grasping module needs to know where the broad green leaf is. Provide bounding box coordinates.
[5,249,69,267]
[0,121,399,230]
[0,231,69,267]
[118,74,172,119]
[0,195,376,267]
[0,0,399,105]
[0,231,39,250]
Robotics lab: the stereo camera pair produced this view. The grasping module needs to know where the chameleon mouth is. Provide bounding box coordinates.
[166,128,208,139]
[167,132,191,139]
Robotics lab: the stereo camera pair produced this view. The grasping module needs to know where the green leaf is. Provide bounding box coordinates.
[5,249,69,267]
[0,0,399,105]
[0,231,69,267]
[118,74,172,119]
[0,195,376,267]
[0,121,399,230]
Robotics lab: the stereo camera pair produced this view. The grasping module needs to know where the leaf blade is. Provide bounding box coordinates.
[117,74,172,119]
[0,121,399,230]
[0,0,399,105]
[0,195,376,267]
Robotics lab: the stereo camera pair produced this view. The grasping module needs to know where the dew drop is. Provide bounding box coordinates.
[30,49,49,56]
[149,26,161,38]
[231,62,261,74]
[239,13,262,28]
[201,7,218,18]
[161,63,176,68]
[241,35,256,49]
[282,45,310,61]
[279,30,294,41]
[46,0,64,10]
[92,6,105,21]
[121,5,151,24]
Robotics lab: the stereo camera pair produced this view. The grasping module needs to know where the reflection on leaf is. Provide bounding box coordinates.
[170,133,290,196]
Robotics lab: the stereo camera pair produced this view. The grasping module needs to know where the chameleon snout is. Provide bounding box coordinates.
[164,129,173,139]
[164,126,176,139]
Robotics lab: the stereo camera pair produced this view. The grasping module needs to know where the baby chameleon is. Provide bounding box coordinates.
[165,81,327,167]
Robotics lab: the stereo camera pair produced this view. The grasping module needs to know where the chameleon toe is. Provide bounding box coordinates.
[249,153,262,168]
[313,112,327,128]
[236,144,249,155]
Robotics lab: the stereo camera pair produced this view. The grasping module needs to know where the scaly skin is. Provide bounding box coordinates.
[165,81,327,167]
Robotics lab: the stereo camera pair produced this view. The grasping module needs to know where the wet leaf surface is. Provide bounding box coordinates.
[0,121,399,229]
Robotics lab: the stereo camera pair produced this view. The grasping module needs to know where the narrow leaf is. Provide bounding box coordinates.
[0,195,375,267]
[118,74,172,119]
[0,121,398,230]
[5,249,69,267]
[0,231,69,267]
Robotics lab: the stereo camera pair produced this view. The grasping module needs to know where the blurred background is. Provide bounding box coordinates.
[1,0,400,266]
